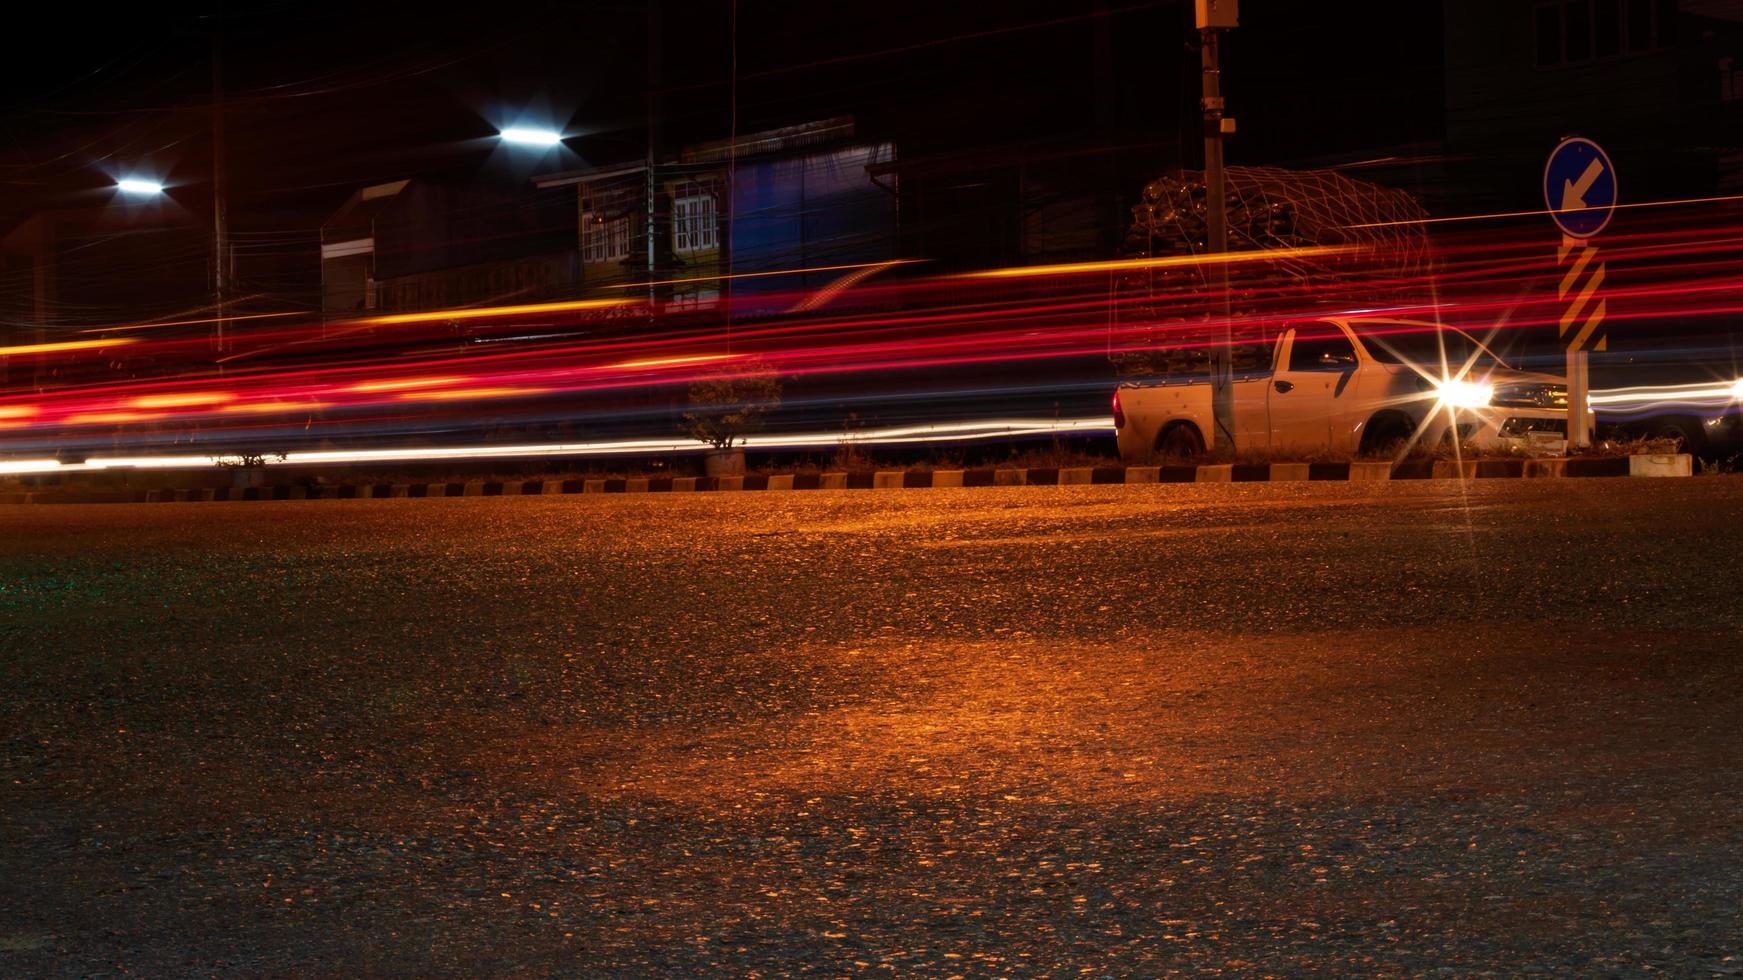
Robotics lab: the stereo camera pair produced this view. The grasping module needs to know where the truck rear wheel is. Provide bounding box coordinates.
[1649,417,1707,455]
[1156,423,1205,460]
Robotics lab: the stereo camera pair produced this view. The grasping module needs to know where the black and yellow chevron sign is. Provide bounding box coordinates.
[1557,238,1608,353]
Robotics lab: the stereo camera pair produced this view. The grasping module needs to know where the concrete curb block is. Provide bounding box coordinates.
[1629,453,1691,477]
[0,453,1698,504]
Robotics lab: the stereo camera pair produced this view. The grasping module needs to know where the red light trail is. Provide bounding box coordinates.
[4,211,1743,459]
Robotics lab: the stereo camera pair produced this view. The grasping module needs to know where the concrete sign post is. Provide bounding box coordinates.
[1543,136,1617,449]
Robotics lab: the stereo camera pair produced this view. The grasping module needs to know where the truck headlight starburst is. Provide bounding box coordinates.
[1434,379,1493,410]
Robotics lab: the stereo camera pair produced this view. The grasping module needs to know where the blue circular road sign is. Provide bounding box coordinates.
[1543,137,1617,239]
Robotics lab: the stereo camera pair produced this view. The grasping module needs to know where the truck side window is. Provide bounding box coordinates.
[1288,330,1359,372]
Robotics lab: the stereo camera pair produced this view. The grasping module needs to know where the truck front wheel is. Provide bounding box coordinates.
[1359,412,1414,456]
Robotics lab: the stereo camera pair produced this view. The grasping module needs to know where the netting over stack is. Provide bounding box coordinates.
[1113,166,1434,375]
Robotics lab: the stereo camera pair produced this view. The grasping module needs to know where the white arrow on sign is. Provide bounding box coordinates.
[1561,158,1605,213]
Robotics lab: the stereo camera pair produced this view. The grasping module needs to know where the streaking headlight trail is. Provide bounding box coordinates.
[0,417,1113,476]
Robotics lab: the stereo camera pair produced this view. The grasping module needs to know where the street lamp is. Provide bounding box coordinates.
[498,127,563,147]
[116,178,165,196]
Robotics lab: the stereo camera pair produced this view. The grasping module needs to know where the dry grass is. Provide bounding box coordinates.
[1000,445,1123,470]
[1584,434,1685,457]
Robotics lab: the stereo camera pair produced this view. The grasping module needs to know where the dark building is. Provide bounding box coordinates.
[320,177,580,318]
[1441,0,1743,212]
[324,118,900,321]
[0,200,219,391]
[534,117,897,314]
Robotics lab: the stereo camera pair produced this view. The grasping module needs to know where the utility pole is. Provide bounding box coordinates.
[211,30,230,355]
[1197,0,1238,451]
[645,0,663,311]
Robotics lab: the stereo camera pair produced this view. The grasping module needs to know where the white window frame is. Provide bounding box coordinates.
[582,211,631,263]
[668,287,721,311]
[672,193,718,254]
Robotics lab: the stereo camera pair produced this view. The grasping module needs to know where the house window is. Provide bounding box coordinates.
[668,287,721,310]
[582,211,630,263]
[672,194,718,254]
[1535,0,1669,68]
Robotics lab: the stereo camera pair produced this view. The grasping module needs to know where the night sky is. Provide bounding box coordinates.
[0,1,1444,225]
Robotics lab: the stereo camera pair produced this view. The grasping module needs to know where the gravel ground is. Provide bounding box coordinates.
[3,479,1742,976]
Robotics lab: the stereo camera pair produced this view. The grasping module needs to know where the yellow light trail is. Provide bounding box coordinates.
[0,405,38,420]
[79,312,303,334]
[1346,192,1743,229]
[961,245,1354,279]
[345,376,466,393]
[63,411,160,425]
[0,338,139,357]
[129,392,235,409]
[397,386,551,401]
[610,353,740,370]
[354,298,634,326]
[222,401,334,414]
[600,259,924,290]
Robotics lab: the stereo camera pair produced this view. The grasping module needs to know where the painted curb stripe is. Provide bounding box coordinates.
[1567,456,1629,478]
[0,454,1697,504]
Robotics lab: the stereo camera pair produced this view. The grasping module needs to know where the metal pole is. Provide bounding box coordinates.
[211,32,229,355]
[1201,26,1235,452]
[1568,348,1591,448]
[645,0,662,311]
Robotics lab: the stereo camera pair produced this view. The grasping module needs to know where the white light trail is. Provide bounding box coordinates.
[0,417,1114,476]
[1588,379,1743,409]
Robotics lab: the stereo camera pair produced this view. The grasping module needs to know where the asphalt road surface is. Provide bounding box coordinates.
[4,479,1742,976]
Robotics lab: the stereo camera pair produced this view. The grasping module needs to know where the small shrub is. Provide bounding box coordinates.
[680,359,782,450]
[830,445,875,472]
[1697,454,1739,476]
[210,451,287,469]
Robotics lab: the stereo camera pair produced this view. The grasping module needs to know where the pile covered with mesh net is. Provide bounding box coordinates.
[1112,166,1434,375]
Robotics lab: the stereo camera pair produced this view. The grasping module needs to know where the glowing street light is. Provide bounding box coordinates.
[116,178,165,195]
[498,127,563,147]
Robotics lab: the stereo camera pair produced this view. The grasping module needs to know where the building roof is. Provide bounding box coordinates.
[321,179,410,240]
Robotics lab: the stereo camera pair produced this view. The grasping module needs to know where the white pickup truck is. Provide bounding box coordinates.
[1113,316,1572,459]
